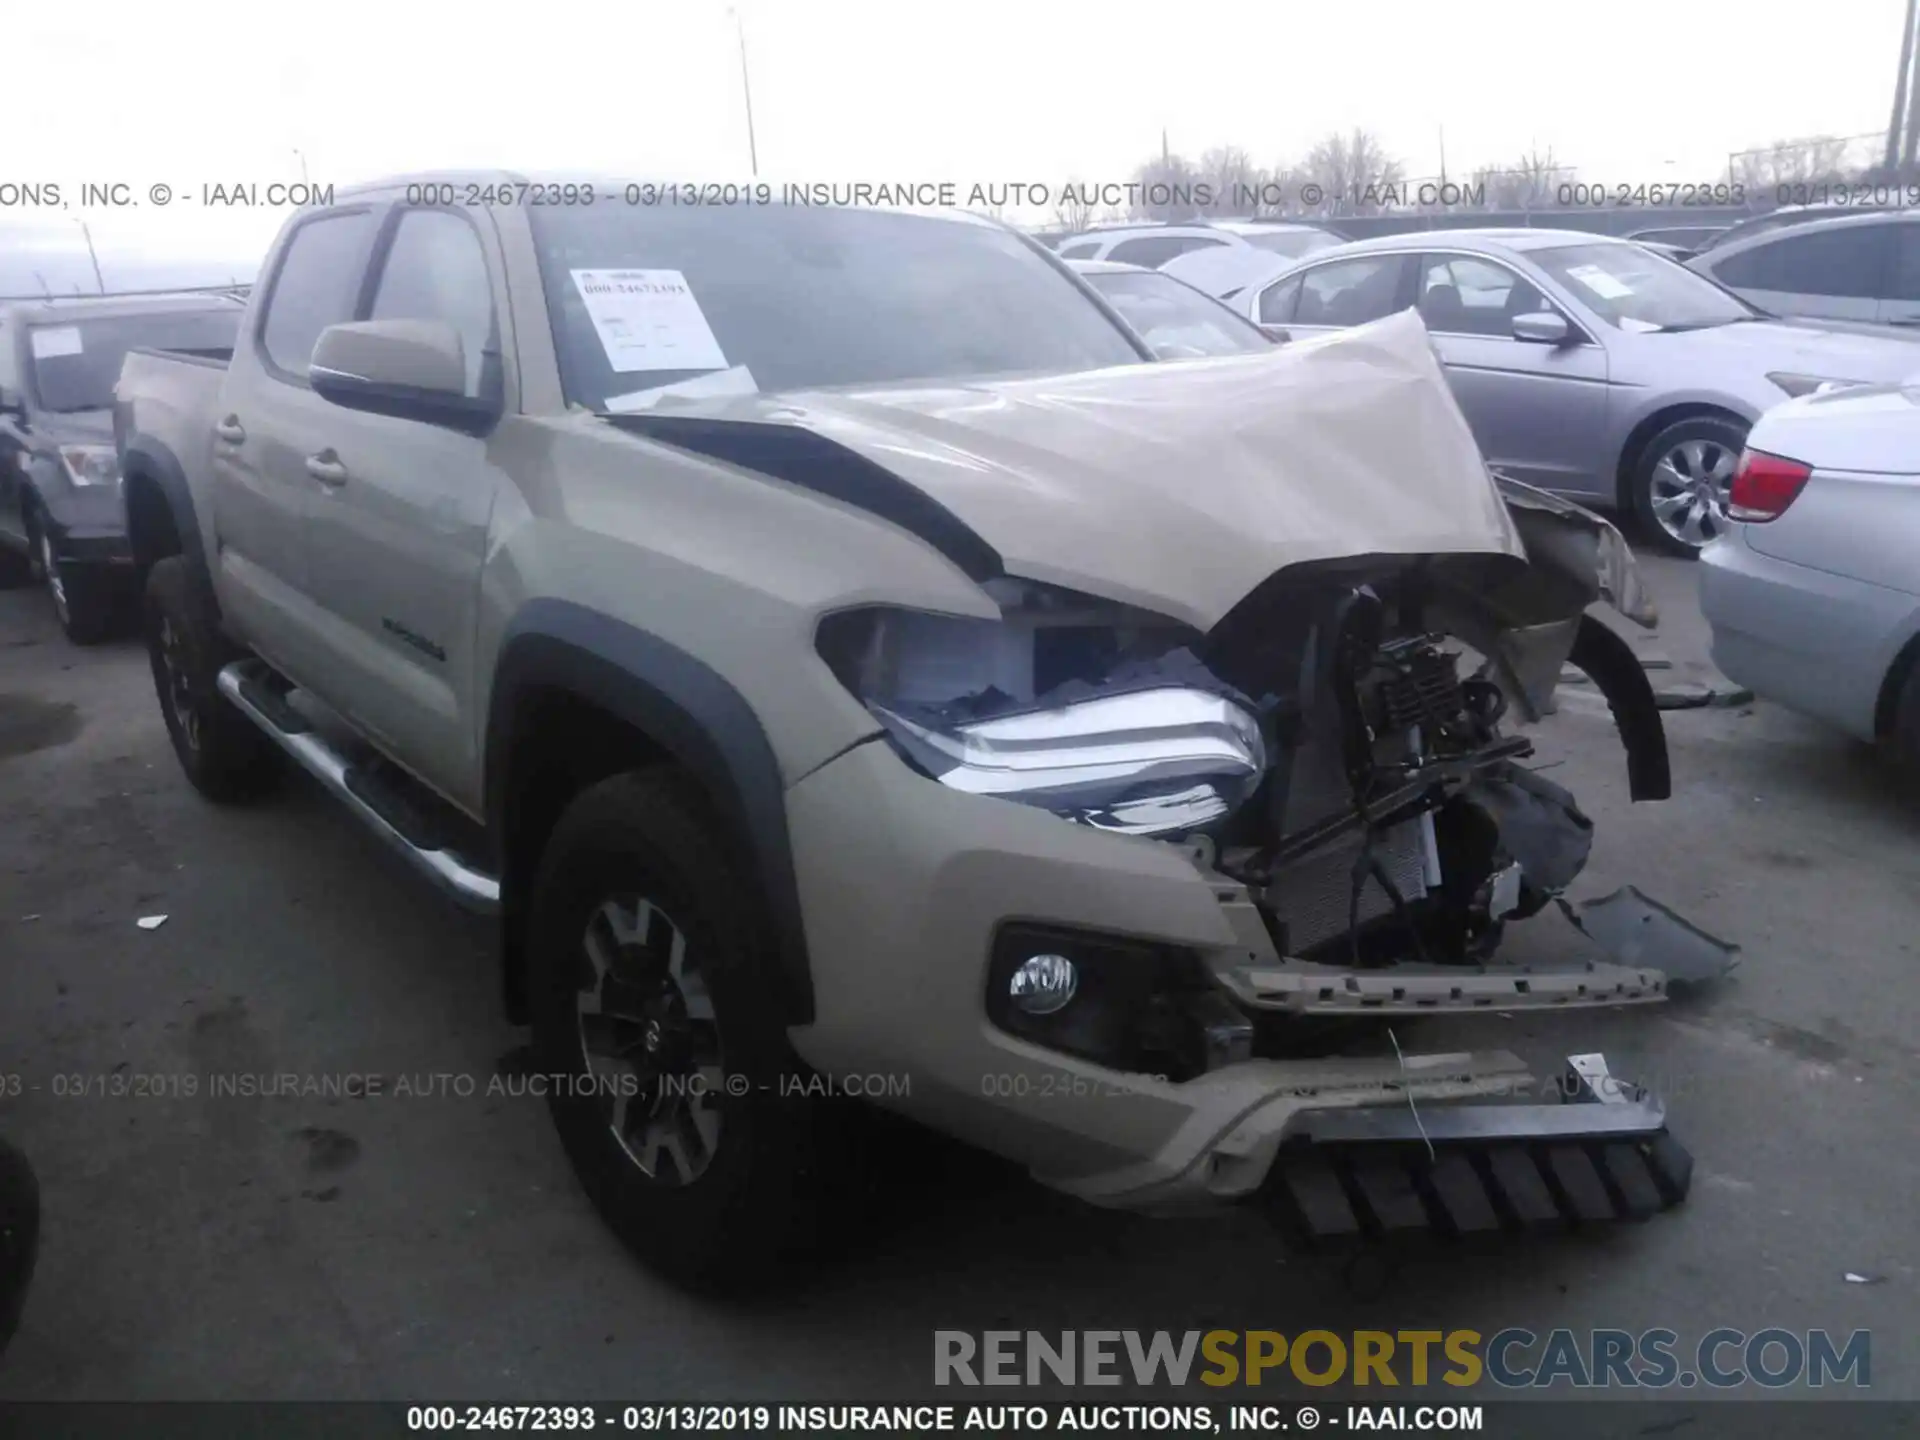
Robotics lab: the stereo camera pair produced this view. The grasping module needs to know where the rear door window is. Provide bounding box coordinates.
[1294,255,1415,327]
[1258,274,1303,324]
[1717,225,1893,299]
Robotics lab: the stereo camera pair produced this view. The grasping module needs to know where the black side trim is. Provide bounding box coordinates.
[606,413,1003,583]
[118,432,212,583]
[1567,614,1672,802]
[486,600,814,1023]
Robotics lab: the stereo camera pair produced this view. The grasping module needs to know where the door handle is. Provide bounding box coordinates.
[213,416,246,444]
[304,450,349,487]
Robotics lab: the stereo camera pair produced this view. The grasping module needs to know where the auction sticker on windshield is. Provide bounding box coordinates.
[29,326,83,359]
[569,268,728,373]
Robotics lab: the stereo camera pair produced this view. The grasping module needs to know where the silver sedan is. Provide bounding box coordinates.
[1227,228,1920,555]
[1701,382,1920,774]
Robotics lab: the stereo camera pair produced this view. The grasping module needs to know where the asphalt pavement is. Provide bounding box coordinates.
[0,554,1915,1403]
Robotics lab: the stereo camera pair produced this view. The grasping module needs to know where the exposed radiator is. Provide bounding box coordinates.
[1267,725,1435,953]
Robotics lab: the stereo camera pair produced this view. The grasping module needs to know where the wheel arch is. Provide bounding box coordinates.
[119,434,214,601]
[1613,402,1752,512]
[485,600,814,1028]
[1873,626,1920,742]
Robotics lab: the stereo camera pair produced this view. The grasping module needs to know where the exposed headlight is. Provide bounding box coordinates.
[871,687,1266,835]
[58,444,119,487]
[1768,372,1859,399]
[817,596,1266,839]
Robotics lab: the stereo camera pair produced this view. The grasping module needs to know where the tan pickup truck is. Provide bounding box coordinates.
[113,172,1712,1288]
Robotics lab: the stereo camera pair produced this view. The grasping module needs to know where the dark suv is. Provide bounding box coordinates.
[0,293,244,641]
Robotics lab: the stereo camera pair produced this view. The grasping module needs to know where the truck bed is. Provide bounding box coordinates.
[114,346,234,482]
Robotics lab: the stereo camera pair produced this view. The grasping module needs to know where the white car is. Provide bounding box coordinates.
[1053,219,1343,276]
[1700,381,1920,770]
[1065,258,1274,358]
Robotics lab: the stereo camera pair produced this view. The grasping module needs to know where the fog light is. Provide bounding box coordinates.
[1009,953,1078,1015]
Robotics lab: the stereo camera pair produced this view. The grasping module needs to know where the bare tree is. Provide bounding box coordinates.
[1128,152,1206,220]
[1731,134,1856,189]
[1051,179,1096,235]
[1196,145,1264,216]
[1471,148,1571,210]
[1300,129,1405,216]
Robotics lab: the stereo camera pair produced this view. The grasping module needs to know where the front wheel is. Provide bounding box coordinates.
[33,519,115,644]
[1629,415,1748,558]
[528,769,837,1290]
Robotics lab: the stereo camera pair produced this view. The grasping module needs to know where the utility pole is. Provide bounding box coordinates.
[1894,0,1920,172]
[730,7,759,177]
[75,219,105,295]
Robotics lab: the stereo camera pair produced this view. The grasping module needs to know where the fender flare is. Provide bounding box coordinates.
[118,432,213,583]
[485,599,814,1023]
[1567,613,1672,802]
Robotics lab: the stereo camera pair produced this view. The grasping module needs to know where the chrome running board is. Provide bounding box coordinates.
[216,660,500,915]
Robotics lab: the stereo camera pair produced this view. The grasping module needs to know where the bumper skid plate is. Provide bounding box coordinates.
[1262,1053,1692,1243]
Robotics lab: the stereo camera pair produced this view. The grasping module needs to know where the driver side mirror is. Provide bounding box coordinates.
[309,320,500,437]
[0,386,25,424]
[1512,311,1573,346]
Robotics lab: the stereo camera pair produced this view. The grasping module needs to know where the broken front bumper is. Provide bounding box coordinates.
[1043,1048,1691,1235]
[1263,1054,1692,1242]
[784,741,1697,1227]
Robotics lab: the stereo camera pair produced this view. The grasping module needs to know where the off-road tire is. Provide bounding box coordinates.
[528,768,838,1291]
[143,556,281,802]
[1628,414,1749,559]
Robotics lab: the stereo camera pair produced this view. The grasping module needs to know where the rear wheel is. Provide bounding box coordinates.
[31,513,115,644]
[143,557,281,802]
[1888,658,1920,794]
[1629,415,1748,558]
[528,769,837,1290]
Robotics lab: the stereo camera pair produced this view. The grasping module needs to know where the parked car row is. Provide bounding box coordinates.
[1211,227,1920,555]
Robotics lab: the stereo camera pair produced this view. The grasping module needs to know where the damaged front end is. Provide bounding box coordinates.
[668,309,1724,1237]
[805,470,1729,1238]
[815,494,1706,1057]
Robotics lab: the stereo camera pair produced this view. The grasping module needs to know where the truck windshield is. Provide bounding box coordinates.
[28,307,242,413]
[527,204,1145,409]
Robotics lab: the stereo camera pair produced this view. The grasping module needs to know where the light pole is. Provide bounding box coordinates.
[293,148,310,184]
[73,218,105,295]
[729,6,759,177]
[1890,0,1918,172]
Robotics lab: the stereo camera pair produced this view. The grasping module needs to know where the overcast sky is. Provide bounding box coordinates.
[4,0,1908,292]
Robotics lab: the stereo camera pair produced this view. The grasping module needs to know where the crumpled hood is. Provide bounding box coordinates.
[654,309,1523,630]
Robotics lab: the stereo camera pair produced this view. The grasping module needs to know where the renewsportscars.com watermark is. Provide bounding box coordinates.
[934,1328,1871,1390]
